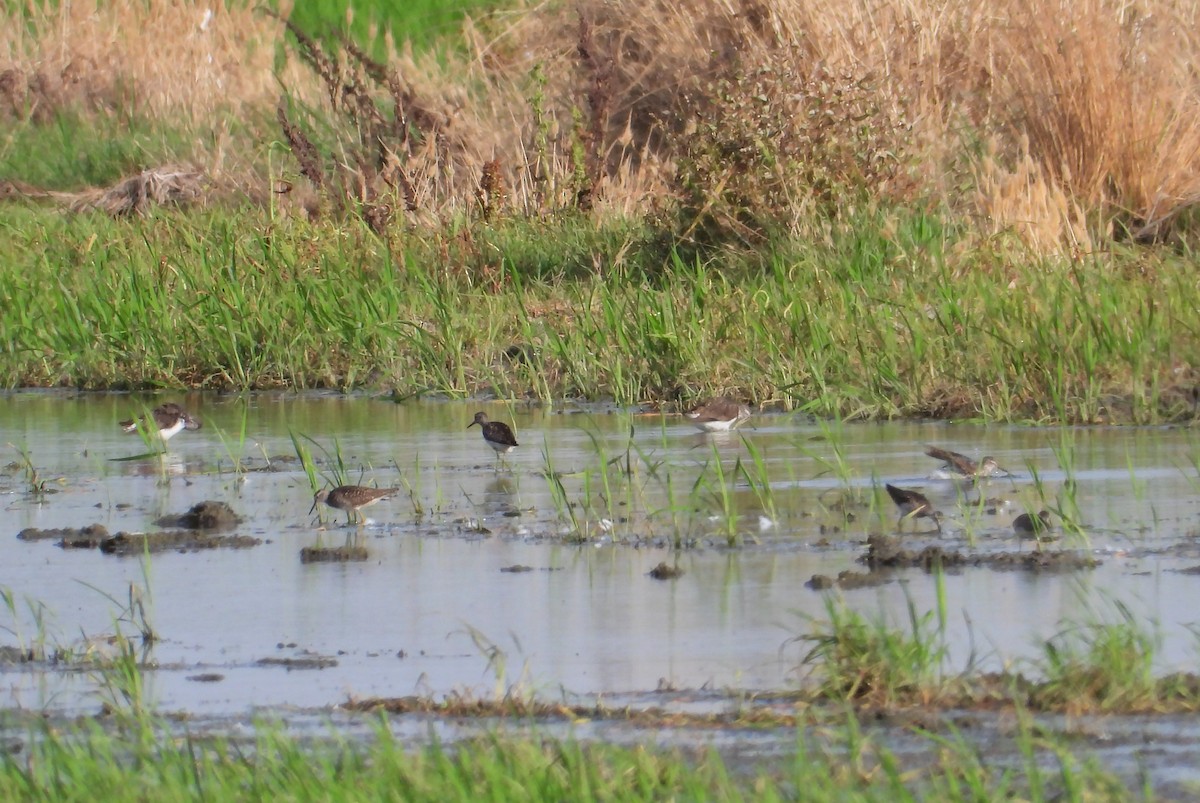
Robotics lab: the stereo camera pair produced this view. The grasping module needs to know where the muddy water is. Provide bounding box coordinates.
[1,392,1199,716]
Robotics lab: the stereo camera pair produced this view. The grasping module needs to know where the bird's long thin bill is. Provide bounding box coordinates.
[109,450,167,462]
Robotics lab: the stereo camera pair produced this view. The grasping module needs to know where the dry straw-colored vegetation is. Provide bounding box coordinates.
[266,0,1200,251]
[0,0,303,119]
[1,166,208,216]
[0,0,310,208]
[2,0,1199,252]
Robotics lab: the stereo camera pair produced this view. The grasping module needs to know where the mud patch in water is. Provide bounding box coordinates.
[19,524,259,554]
[299,544,369,563]
[155,500,243,530]
[18,524,111,549]
[98,530,262,555]
[648,562,685,580]
[0,646,35,664]
[862,534,1100,572]
[257,654,339,670]
[808,534,1101,590]
[17,502,253,554]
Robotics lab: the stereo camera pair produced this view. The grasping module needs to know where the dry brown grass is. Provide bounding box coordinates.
[989,0,1200,243]
[0,0,316,208]
[267,0,1200,248]
[3,0,1198,249]
[974,137,1097,255]
[0,0,310,120]
[2,165,208,216]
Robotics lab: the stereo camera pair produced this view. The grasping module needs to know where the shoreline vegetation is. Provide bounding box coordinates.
[0,712,1137,801]
[1,584,1192,799]
[5,4,1196,796]
[3,203,1195,424]
[1,1,1198,423]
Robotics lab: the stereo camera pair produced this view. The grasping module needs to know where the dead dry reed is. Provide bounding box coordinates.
[1,165,207,216]
[0,0,310,120]
[261,0,1200,250]
[2,0,1198,251]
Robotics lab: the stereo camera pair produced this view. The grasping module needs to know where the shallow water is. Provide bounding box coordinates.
[2,391,1200,717]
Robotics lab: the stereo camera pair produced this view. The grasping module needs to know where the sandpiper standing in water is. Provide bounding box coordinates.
[1013,509,1054,542]
[924,446,1007,480]
[120,402,202,442]
[311,485,399,525]
[684,396,752,432]
[469,412,519,465]
[885,484,943,534]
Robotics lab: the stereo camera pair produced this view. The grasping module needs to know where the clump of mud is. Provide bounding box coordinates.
[863,534,1100,572]
[806,569,890,591]
[257,655,339,670]
[808,534,1101,590]
[300,545,369,563]
[648,562,684,580]
[99,530,262,556]
[0,646,35,664]
[155,501,242,531]
[17,524,109,548]
[18,519,259,554]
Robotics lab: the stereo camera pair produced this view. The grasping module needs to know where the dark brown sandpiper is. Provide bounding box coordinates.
[924,445,1007,479]
[311,485,400,524]
[120,402,202,442]
[468,412,519,460]
[885,483,942,534]
[1014,509,1053,540]
[684,396,752,432]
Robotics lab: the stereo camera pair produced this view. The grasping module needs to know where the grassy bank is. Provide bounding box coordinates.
[0,712,1136,802]
[1,576,1192,798]
[1,205,1195,423]
[0,588,1179,800]
[0,0,1197,423]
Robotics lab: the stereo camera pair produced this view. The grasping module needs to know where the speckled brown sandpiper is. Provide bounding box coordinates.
[885,483,943,534]
[311,485,399,524]
[120,402,202,442]
[684,397,752,432]
[468,412,519,461]
[924,445,1007,479]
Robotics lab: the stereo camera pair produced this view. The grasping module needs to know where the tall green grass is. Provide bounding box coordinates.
[0,711,1134,801]
[283,0,504,54]
[2,204,1196,425]
[0,110,198,190]
[800,575,950,705]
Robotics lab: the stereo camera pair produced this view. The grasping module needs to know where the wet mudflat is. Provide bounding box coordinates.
[2,391,1200,792]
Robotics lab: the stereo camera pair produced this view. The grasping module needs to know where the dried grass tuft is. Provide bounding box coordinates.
[5,166,209,216]
[70,166,209,216]
[974,139,1096,255]
[988,0,1200,244]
